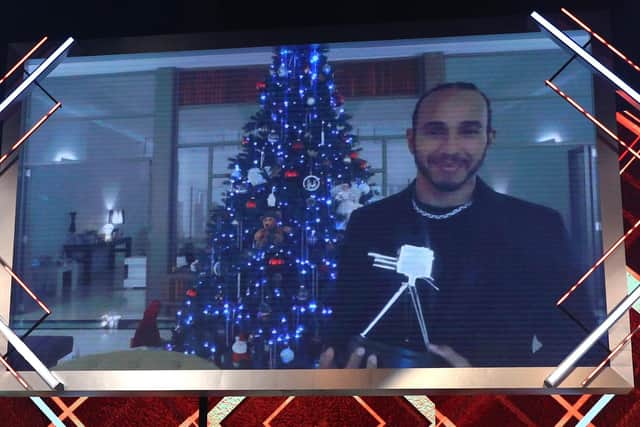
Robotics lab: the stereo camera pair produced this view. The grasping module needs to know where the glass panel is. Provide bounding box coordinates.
[212,143,241,175]
[3,33,611,374]
[9,69,159,366]
[177,147,209,248]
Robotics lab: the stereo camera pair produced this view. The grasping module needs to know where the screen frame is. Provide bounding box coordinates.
[0,9,633,395]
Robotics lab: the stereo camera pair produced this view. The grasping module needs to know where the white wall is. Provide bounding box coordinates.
[22,159,151,263]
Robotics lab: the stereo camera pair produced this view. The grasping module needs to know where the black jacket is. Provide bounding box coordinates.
[329,179,604,367]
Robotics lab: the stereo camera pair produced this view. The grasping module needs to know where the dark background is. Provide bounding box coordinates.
[0,0,638,105]
[0,1,637,73]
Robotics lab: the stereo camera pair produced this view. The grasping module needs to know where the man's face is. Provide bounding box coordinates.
[263,217,276,229]
[407,88,494,193]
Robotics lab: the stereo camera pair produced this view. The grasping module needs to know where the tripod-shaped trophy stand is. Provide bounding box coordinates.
[361,245,439,350]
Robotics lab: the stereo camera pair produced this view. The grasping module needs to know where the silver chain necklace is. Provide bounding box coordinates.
[411,197,473,220]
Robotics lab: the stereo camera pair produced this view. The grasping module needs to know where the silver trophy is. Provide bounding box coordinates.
[362,244,439,350]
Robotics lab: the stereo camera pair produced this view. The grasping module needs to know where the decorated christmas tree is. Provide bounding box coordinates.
[169,44,377,368]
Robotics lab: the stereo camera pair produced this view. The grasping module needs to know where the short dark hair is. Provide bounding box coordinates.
[411,82,493,134]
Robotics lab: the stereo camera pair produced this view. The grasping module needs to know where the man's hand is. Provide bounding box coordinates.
[427,344,471,367]
[318,346,378,369]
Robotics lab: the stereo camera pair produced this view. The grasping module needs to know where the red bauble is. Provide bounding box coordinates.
[246,200,257,208]
[359,161,368,170]
[284,170,299,178]
[186,288,197,297]
[268,257,285,266]
[242,137,250,145]
[292,142,304,151]
[349,151,359,159]
[256,82,266,90]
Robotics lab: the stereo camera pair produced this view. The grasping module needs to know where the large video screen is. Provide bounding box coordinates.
[0,24,630,393]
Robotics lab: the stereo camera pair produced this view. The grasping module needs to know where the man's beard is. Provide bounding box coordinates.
[414,149,488,193]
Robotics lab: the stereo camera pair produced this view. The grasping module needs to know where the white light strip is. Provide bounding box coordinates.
[29,397,65,427]
[545,284,640,388]
[575,394,615,427]
[0,37,74,115]
[531,11,640,106]
[0,316,63,391]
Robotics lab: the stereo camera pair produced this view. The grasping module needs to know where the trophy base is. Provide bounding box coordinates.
[349,335,450,368]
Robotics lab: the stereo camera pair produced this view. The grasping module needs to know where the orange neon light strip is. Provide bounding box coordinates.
[617,112,640,140]
[2,265,51,314]
[617,90,640,113]
[546,80,640,162]
[617,112,640,174]
[0,36,48,86]
[624,110,640,125]
[620,137,640,175]
[0,102,61,168]
[581,323,640,386]
[0,356,30,389]
[12,102,61,151]
[561,8,640,73]
[50,397,88,427]
[551,394,593,427]
[178,408,199,427]
[263,396,295,426]
[353,396,385,426]
[435,409,455,426]
[558,216,640,306]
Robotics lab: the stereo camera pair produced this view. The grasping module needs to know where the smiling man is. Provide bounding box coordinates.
[320,82,602,369]
[410,83,493,204]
